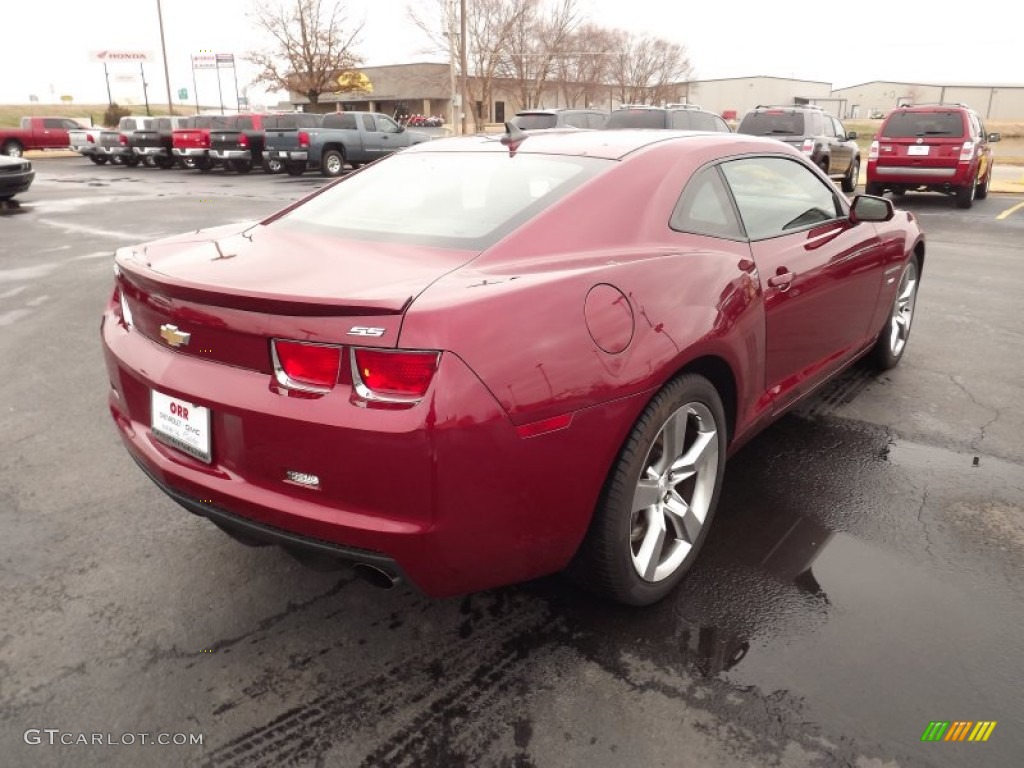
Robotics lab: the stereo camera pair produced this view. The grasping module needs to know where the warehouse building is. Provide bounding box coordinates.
[830,81,1024,121]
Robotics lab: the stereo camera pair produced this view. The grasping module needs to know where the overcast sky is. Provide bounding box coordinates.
[4,0,1020,108]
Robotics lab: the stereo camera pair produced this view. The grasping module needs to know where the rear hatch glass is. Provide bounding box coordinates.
[881,111,964,139]
[737,111,805,136]
[512,113,557,130]
[605,110,667,129]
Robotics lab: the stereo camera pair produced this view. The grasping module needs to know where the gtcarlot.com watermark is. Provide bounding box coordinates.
[24,729,204,747]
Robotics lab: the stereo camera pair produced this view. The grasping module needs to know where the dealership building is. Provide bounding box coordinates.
[284,65,1024,124]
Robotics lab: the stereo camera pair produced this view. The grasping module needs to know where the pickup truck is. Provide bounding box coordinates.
[1,117,84,157]
[99,116,156,167]
[130,116,192,169]
[173,115,264,171]
[264,111,429,177]
[69,126,107,164]
[210,113,321,173]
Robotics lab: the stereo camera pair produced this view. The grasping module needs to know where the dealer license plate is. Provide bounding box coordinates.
[907,145,930,156]
[151,389,211,463]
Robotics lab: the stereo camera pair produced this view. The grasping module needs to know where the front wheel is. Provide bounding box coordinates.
[2,141,24,157]
[871,258,920,370]
[570,374,727,606]
[842,157,860,193]
[976,169,990,200]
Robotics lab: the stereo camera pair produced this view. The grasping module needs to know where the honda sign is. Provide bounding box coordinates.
[91,50,153,63]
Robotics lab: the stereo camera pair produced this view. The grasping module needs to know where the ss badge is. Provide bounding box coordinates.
[347,326,386,337]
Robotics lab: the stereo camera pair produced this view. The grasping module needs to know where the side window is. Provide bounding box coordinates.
[43,118,64,129]
[713,116,731,133]
[669,166,745,240]
[236,117,254,130]
[63,119,82,129]
[807,111,824,135]
[564,113,589,129]
[821,117,836,138]
[378,116,401,133]
[323,113,357,130]
[833,118,846,138]
[689,112,715,131]
[720,156,842,240]
[670,111,692,130]
[587,113,607,129]
[361,114,377,132]
[968,112,981,139]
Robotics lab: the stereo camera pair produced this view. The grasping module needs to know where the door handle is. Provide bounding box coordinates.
[768,271,794,291]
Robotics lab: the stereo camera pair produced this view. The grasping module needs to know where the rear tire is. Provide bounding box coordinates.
[89,155,108,165]
[570,374,727,606]
[955,178,975,209]
[975,169,990,200]
[228,159,253,174]
[865,181,883,196]
[154,156,174,169]
[871,257,920,370]
[193,156,214,172]
[262,157,283,174]
[321,149,345,177]
[285,162,306,176]
[2,141,24,157]
[123,156,141,168]
[841,157,860,193]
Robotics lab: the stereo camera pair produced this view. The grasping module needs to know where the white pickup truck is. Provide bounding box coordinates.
[69,126,106,164]
[98,116,155,166]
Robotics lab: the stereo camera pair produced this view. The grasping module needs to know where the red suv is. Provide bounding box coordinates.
[866,103,1000,208]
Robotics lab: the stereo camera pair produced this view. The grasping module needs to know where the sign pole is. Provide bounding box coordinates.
[215,65,225,115]
[231,62,241,112]
[191,61,200,115]
[104,62,113,108]
[157,0,174,115]
[141,63,151,116]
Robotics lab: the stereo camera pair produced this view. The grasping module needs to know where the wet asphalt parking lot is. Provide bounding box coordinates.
[1,158,1023,768]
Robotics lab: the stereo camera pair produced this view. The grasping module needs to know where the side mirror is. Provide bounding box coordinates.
[850,194,894,223]
[846,130,858,140]
[988,132,1001,143]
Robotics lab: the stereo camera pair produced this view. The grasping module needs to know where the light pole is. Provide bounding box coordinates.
[459,0,468,134]
[156,0,174,115]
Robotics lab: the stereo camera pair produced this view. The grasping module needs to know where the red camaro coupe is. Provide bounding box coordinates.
[102,129,924,605]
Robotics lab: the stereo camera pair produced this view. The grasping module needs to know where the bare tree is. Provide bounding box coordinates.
[555,23,617,108]
[610,32,693,107]
[501,0,579,110]
[247,0,365,107]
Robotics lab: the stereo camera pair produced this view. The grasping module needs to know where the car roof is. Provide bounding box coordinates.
[515,109,593,115]
[406,129,789,161]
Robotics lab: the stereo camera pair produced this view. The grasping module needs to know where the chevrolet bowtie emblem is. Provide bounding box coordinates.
[159,324,191,347]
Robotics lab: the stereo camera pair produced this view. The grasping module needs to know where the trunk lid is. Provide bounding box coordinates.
[115,223,478,368]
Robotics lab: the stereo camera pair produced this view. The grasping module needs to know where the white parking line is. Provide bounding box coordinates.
[38,220,162,241]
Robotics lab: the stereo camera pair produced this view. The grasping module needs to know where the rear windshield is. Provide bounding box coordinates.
[275,151,610,249]
[512,113,557,130]
[191,116,232,129]
[737,111,805,136]
[605,110,668,129]
[264,114,322,130]
[881,111,965,138]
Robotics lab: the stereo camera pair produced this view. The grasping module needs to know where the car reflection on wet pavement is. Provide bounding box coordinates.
[185,409,1022,768]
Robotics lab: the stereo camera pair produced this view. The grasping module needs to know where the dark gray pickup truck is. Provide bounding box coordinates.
[264,111,429,177]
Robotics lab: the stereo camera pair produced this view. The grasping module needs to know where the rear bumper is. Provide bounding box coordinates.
[267,150,308,161]
[868,161,968,186]
[71,144,99,155]
[134,146,169,157]
[210,149,252,161]
[101,309,638,597]
[173,147,210,157]
[101,146,133,158]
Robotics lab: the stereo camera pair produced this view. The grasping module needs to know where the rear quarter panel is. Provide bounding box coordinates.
[399,139,772,444]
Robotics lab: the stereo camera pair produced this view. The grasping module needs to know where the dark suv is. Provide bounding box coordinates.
[865,103,1000,209]
[603,105,731,133]
[511,109,608,130]
[737,105,860,193]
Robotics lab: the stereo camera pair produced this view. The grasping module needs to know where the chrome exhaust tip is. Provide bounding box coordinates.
[353,563,397,589]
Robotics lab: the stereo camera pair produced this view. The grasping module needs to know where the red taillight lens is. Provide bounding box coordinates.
[239,133,249,147]
[272,340,342,391]
[800,138,815,155]
[353,349,439,401]
[959,141,975,162]
[87,133,96,143]
[119,134,129,145]
[298,131,310,148]
[868,140,879,160]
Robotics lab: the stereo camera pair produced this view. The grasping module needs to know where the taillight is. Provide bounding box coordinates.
[119,134,129,146]
[298,131,310,148]
[272,340,342,392]
[800,139,815,155]
[239,133,249,148]
[352,348,439,402]
[87,133,96,143]
[959,141,975,162]
[868,140,879,160]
